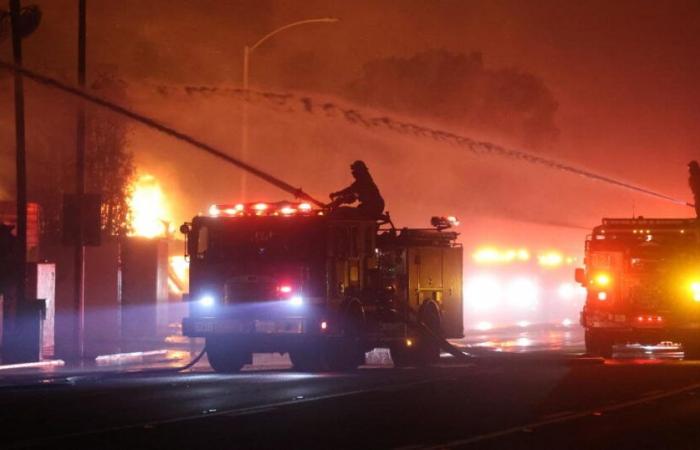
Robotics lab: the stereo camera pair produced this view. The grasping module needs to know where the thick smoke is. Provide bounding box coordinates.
[345,49,559,148]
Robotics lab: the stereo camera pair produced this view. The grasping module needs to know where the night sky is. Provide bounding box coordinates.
[2,0,699,250]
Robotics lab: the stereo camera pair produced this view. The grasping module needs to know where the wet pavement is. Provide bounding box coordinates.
[3,324,700,449]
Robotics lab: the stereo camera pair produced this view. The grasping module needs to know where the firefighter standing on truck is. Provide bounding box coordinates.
[329,160,385,219]
[689,160,700,218]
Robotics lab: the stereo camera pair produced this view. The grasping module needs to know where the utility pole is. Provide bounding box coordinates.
[10,0,27,319]
[73,0,86,361]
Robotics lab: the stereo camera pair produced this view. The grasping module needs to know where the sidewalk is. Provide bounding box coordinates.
[0,333,205,383]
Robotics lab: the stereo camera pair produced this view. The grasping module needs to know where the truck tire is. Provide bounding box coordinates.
[417,303,442,365]
[390,343,419,367]
[205,337,250,373]
[325,301,366,371]
[290,346,326,372]
[390,303,442,368]
[585,329,614,358]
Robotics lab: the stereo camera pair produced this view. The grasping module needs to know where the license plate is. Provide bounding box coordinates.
[254,319,303,334]
[194,321,215,333]
[194,320,250,334]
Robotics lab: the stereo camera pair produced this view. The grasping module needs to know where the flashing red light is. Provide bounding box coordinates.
[278,285,292,294]
[280,206,296,215]
[298,203,312,211]
[637,316,644,322]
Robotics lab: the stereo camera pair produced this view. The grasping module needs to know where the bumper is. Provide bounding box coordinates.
[183,317,334,352]
[183,317,310,336]
[581,310,700,339]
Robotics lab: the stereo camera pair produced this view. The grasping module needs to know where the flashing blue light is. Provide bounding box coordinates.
[289,296,303,307]
[199,295,215,307]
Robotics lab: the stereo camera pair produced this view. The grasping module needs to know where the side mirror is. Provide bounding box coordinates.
[574,267,586,285]
[180,223,191,235]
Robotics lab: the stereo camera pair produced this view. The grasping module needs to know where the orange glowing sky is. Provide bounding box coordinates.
[1,0,699,250]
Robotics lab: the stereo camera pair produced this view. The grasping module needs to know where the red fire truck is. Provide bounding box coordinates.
[577,218,700,358]
[181,201,463,372]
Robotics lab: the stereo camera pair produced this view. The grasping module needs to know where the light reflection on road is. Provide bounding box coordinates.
[1,324,695,381]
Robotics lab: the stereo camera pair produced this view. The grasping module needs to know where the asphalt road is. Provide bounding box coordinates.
[3,326,700,449]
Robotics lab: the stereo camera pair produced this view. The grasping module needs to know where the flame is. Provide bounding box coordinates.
[168,255,189,296]
[128,174,171,238]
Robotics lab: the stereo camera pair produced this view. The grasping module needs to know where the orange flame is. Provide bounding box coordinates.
[128,174,172,238]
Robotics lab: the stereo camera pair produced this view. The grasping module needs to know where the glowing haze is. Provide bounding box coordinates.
[1,1,699,328]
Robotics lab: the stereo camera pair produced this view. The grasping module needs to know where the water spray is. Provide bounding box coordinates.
[158,84,693,209]
[0,61,691,209]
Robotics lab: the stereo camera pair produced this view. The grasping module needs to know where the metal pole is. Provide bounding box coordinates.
[73,0,86,360]
[240,18,338,203]
[241,45,249,201]
[9,0,27,312]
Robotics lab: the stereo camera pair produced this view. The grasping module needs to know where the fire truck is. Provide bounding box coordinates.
[181,201,463,372]
[577,218,700,358]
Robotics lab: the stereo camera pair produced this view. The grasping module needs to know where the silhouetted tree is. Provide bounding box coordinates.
[347,49,559,147]
[85,73,134,236]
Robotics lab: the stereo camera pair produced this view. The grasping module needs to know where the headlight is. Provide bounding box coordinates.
[592,273,611,287]
[289,296,303,307]
[690,282,700,302]
[199,295,215,307]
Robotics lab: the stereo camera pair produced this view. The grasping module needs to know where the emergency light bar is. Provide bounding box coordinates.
[593,218,698,239]
[207,201,323,217]
[601,218,695,226]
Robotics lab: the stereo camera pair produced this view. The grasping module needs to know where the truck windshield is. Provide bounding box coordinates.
[195,218,324,262]
[592,235,700,272]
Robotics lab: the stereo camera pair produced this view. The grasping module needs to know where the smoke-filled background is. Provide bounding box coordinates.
[2,0,699,252]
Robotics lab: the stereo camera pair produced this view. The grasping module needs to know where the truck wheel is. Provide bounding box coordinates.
[290,346,326,372]
[325,339,364,371]
[205,337,250,373]
[325,302,366,371]
[390,343,418,367]
[585,330,614,358]
[417,303,442,365]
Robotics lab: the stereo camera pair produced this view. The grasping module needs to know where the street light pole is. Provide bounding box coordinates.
[240,17,338,200]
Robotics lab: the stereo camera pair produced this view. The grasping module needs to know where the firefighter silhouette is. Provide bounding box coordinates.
[689,161,700,218]
[329,160,385,219]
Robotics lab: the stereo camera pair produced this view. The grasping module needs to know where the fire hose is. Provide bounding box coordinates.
[0,60,327,209]
[401,306,472,363]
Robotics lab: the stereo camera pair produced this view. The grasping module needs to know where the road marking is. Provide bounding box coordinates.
[417,380,700,449]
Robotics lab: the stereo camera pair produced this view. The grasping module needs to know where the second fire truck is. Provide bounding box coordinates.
[577,218,700,358]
